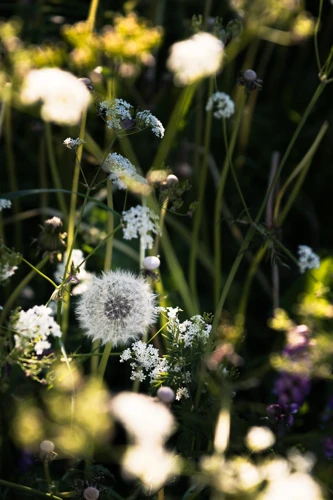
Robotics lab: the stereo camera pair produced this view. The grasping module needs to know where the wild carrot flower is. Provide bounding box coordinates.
[21,68,91,125]
[298,245,320,273]
[63,137,86,149]
[0,199,11,211]
[99,98,133,130]
[122,205,161,250]
[102,152,148,191]
[167,32,224,86]
[75,270,157,346]
[12,305,62,354]
[206,92,235,119]
[135,110,165,138]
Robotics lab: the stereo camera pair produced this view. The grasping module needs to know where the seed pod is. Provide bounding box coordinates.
[157,386,175,404]
[38,217,66,252]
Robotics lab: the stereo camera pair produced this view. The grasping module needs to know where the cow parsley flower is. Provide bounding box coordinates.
[102,152,148,191]
[99,98,133,130]
[206,92,235,119]
[122,205,161,250]
[120,340,169,382]
[167,32,224,86]
[297,245,320,274]
[176,387,190,401]
[75,270,157,346]
[21,68,91,126]
[63,137,86,150]
[12,305,62,354]
[135,110,165,138]
[0,199,12,211]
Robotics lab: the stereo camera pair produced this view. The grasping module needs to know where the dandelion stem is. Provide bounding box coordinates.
[189,77,214,307]
[0,256,49,326]
[97,341,112,379]
[0,480,62,500]
[87,0,100,31]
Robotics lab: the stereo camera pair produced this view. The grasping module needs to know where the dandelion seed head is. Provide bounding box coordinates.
[75,270,157,347]
[167,32,224,86]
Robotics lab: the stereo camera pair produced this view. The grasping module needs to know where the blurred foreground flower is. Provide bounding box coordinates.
[245,426,275,452]
[167,32,224,86]
[21,68,91,125]
[75,270,156,346]
[55,249,94,295]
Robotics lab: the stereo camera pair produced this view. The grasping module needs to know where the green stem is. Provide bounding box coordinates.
[153,197,168,255]
[0,480,62,500]
[18,254,58,288]
[44,122,68,219]
[97,342,112,379]
[4,98,21,251]
[87,0,100,31]
[189,78,214,306]
[104,179,114,272]
[0,256,49,326]
[314,0,324,74]
[214,94,246,307]
[223,118,253,225]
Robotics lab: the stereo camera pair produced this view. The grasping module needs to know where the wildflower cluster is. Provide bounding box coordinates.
[122,205,161,250]
[206,92,235,119]
[0,198,12,211]
[0,245,21,285]
[167,32,224,86]
[102,152,148,192]
[21,68,91,125]
[120,307,212,401]
[298,245,320,273]
[135,110,165,138]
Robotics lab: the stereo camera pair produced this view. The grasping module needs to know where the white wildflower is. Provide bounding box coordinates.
[136,110,165,138]
[12,305,62,354]
[122,205,161,250]
[121,445,181,494]
[110,392,176,446]
[21,68,91,126]
[259,472,324,500]
[63,137,85,150]
[100,98,133,130]
[245,426,275,452]
[120,340,168,383]
[167,32,224,86]
[206,92,235,119]
[175,387,190,400]
[75,270,157,346]
[298,245,320,274]
[0,263,18,282]
[55,249,94,296]
[0,199,12,211]
[102,152,148,191]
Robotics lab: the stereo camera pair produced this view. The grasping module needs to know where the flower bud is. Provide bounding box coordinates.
[38,217,66,253]
[83,487,100,500]
[142,256,160,271]
[161,174,179,188]
[39,440,55,462]
[243,69,257,81]
[157,386,175,404]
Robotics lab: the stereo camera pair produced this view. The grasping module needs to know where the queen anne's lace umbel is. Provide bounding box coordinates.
[206,92,235,119]
[103,152,148,190]
[135,110,165,138]
[13,305,62,355]
[122,205,161,250]
[100,98,133,130]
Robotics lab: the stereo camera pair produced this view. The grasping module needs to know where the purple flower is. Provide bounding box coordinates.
[274,372,311,406]
[266,403,298,435]
[324,437,333,459]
